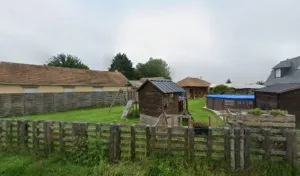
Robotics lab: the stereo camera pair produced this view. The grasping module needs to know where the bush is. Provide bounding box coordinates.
[248,108,264,116]
[211,85,231,94]
[269,109,287,116]
[192,121,208,128]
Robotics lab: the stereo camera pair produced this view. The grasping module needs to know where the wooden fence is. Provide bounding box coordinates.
[0,119,299,170]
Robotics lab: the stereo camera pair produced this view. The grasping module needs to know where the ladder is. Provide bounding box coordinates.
[121,100,135,119]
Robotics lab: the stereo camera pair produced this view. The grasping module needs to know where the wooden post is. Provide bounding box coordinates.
[109,124,115,163]
[167,126,172,156]
[17,120,21,151]
[151,126,156,153]
[239,124,245,170]
[234,128,240,170]
[188,127,195,161]
[59,122,65,154]
[32,121,37,153]
[0,120,3,147]
[5,120,12,148]
[244,128,251,169]
[207,127,213,160]
[285,130,297,166]
[48,121,54,154]
[230,126,235,171]
[209,116,212,127]
[43,121,49,156]
[145,125,151,157]
[171,117,174,127]
[184,127,189,162]
[23,120,29,151]
[130,125,136,161]
[115,124,121,162]
[262,129,271,160]
[224,128,231,166]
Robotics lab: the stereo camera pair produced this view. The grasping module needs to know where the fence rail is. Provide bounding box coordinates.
[0,119,299,170]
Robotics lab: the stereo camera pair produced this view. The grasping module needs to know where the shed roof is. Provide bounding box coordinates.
[177,77,210,87]
[255,83,300,93]
[140,77,165,83]
[138,79,185,93]
[0,62,128,86]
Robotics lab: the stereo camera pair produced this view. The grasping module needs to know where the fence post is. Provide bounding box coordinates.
[262,129,271,160]
[109,124,116,163]
[188,127,195,162]
[207,127,213,160]
[131,125,136,161]
[0,120,3,147]
[234,128,241,170]
[229,125,235,171]
[17,120,21,151]
[167,126,172,156]
[48,121,54,154]
[184,127,189,162]
[59,122,65,154]
[239,123,245,170]
[23,120,29,151]
[224,128,231,166]
[115,124,121,162]
[285,130,297,166]
[32,121,37,153]
[145,125,151,157]
[244,128,251,169]
[151,126,156,154]
[43,121,49,156]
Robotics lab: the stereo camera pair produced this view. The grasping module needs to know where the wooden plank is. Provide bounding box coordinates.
[285,130,297,166]
[167,127,172,156]
[146,125,150,157]
[244,128,251,170]
[189,127,195,161]
[43,121,49,156]
[131,125,135,161]
[151,126,156,154]
[224,128,230,165]
[262,129,271,160]
[207,128,212,160]
[184,127,189,162]
[115,125,121,161]
[32,121,37,153]
[234,128,240,170]
[109,125,115,163]
[59,122,65,153]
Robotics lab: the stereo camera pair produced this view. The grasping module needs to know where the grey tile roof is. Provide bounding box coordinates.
[151,79,185,93]
[255,83,300,93]
[265,56,300,86]
[273,60,292,69]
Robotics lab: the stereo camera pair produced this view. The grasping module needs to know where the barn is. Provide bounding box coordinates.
[255,83,300,125]
[137,79,186,125]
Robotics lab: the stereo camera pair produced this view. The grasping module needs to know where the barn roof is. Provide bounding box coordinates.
[255,83,300,93]
[177,77,210,87]
[0,62,128,86]
[137,79,185,93]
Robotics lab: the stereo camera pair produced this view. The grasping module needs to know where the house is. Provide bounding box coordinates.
[177,77,210,98]
[255,83,300,126]
[265,56,300,86]
[0,62,128,93]
[137,79,186,125]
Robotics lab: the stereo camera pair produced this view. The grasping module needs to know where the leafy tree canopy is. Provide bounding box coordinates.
[47,53,89,69]
[108,53,136,80]
[211,84,232,94]
[136,58,171,79]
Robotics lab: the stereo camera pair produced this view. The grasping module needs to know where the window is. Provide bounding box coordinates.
[63,88,74,92]
[93,87,103,92]
[23,88,37,93]
[275,68,281,78]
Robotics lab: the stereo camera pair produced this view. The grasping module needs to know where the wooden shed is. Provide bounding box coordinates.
[255,83,300,125]
[137,79,187,125]
[177,77,210,99]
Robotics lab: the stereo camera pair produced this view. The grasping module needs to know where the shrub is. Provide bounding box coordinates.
[192,121,208,128]
[269,109,287,116]
[248,108,264,116]
[211,84,232,94]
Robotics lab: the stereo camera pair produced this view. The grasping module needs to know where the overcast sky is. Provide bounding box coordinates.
[1,0,300,83]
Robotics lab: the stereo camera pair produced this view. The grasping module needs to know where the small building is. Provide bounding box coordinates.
[0,62,128,93]
[177,77,210,98]
[255,83,300,126]
[137,79,186,125]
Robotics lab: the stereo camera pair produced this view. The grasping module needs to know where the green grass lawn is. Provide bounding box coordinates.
[8,99,214,124]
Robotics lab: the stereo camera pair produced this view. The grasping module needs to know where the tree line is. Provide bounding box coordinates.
[46,53,171,80]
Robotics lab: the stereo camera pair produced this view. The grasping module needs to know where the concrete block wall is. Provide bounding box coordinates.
[0,91,126,117]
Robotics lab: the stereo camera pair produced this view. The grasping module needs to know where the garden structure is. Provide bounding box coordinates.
[177,77,210,99]
[206,94,254,111]
[137,79,189,126]
[255,83,300,126]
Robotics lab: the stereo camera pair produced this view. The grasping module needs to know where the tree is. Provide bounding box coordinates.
[226,78,232,84]
[212,84,232,94]
[256,81,265,85]
[108,53,136,80]
[136,58,171,79]
[47,53,89,69]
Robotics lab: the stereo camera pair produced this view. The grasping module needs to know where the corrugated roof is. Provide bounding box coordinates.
[140,77,165,83]
[255,83,300,93]
[177,77,210,87]
[138,79,185,93]
[0,62,128,86]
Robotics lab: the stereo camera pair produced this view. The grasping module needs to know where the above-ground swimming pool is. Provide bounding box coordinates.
[206,94,255,111]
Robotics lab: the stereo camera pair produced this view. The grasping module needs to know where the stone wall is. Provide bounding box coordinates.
[0,91,126,117]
